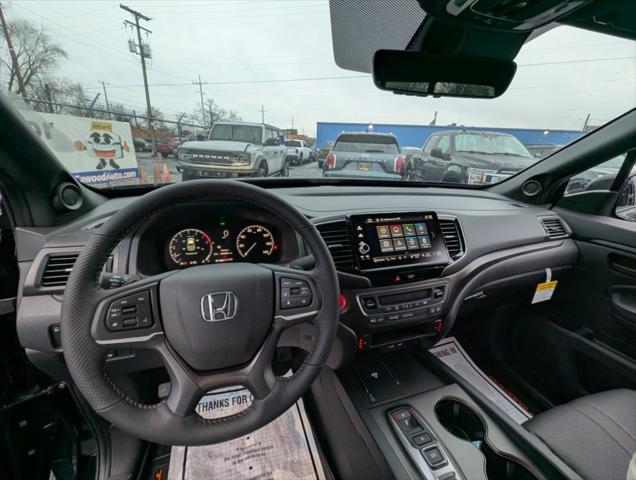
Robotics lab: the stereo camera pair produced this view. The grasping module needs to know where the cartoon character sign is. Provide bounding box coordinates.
[74,121,130,170]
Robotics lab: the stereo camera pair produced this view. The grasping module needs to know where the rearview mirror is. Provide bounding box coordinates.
[373,50,517,99]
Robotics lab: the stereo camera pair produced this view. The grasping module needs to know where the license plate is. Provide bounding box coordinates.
[357,162,370,172]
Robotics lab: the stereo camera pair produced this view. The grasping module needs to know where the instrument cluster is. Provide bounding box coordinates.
[165,219,281,268]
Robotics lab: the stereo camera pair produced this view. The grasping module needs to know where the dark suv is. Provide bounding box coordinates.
[410,130,536,184]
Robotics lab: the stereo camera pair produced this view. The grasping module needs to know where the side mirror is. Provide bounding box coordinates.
[431,148,447,159]
[616,174,636,221]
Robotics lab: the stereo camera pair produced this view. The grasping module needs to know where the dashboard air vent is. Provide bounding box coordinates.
[439,218,464,260]
[541,218,568,239]
[316,221,355,271]
[41,253,79,287]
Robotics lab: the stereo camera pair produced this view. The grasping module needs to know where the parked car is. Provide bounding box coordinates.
[133,137,152,152]
[410,130,536,184]
[177,121,289,179]
[526,143,563,159]
[323,132,405,180]
[156,139,173,158]
[169,136,182,154]
[284,139,312,165]
[401,146,421,180]
[317,141,334,168]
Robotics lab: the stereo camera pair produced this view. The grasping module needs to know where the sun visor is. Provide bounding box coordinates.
[329,0,426,73]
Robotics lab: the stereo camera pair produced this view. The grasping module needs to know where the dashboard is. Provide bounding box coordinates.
[15,185,577,378]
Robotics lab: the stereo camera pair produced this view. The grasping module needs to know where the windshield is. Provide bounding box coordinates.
[455,134,532,157]
[1,2,634,188]
[208,124,262,144]
[334,135,399,154]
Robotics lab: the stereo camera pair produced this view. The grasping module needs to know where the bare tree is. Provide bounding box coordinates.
[191,98,241,127]
[0,19,67,95]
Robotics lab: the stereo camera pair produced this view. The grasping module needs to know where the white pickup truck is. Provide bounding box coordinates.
[284,139,312,166]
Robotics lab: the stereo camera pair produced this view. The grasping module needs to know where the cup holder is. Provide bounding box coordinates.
[435,398,538,480]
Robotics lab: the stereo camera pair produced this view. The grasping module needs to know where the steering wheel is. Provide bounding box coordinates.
[60,180,339,446]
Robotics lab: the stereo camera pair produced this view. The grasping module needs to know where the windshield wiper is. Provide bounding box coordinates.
[364,149,386,153]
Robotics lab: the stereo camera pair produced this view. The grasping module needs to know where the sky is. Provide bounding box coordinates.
[3,0,636,135]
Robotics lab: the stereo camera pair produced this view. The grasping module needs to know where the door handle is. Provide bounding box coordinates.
[608,285,636,330]
[608,253,636,277]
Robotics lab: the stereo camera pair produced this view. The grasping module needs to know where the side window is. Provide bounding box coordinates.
[423,135,439,154]
[436,135,450,155]
[564,154,626,196]
[564,152,636,222]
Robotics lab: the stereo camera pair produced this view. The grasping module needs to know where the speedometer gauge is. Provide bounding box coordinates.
[169,228,213,267]
[236,225,275,260]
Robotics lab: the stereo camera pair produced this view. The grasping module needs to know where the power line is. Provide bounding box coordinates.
[99,74,371,89]
[518,56,635,67]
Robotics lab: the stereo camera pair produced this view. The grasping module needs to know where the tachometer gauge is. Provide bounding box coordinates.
[169,228,213,267]
[236,225,275,260]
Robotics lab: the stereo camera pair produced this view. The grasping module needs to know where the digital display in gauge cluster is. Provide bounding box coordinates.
[166,217,280,268]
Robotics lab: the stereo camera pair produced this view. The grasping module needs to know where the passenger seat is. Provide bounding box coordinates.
[524,389,636,480]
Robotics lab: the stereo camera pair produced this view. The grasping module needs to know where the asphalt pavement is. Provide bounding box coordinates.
[135,152,324,183]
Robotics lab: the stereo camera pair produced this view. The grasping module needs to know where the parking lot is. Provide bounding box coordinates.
[136,152,324,183]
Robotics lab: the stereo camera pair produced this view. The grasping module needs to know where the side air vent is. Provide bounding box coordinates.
[439,218,465,261]
[541,217,568,239]
[41,253,79,287]
[316,221,355,271]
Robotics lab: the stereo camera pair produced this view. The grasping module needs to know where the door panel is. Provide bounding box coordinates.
[550,207,636,359]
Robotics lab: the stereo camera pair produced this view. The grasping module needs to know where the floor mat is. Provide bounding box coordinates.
[429,336,533,424]
[167,386,326,480]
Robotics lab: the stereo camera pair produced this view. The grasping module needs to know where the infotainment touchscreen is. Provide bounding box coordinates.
[349,212,450,271]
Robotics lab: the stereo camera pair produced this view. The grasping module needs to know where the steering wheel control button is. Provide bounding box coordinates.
[280,277,312,309]
[422,446,447,469]
[105,290,153,331]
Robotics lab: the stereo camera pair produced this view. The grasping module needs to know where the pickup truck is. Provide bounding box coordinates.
[322,132,405,180]
[177,122,289,179]
[284,139,312,165]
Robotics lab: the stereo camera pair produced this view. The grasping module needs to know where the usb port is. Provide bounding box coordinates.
[122,305,137,315]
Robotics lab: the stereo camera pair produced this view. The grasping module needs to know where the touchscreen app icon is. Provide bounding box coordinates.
[376,225,391,239]
[403,224,416,236]
[390,225,403,237]
[415,223,428,235]
[380,239,394,253]
[406,237,419,250]
[393,238,407,251]
[418,236,431,248]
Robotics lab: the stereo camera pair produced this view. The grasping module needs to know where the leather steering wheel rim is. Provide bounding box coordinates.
[60,180,339,445]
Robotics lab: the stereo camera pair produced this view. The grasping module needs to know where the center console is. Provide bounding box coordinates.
[334,211,454,352]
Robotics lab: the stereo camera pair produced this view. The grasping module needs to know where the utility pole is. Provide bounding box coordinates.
[291,116,294,131]
[89,93,100,117]
[582,113,591,131]
[44,83,53,113]
[260,104,266,123]
[121,4,156,156]
[0,3,27,97]
[101,81,112,119]
[194,74,206,123]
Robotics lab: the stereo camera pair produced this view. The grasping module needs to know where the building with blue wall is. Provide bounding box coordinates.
[315,122,586,150]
